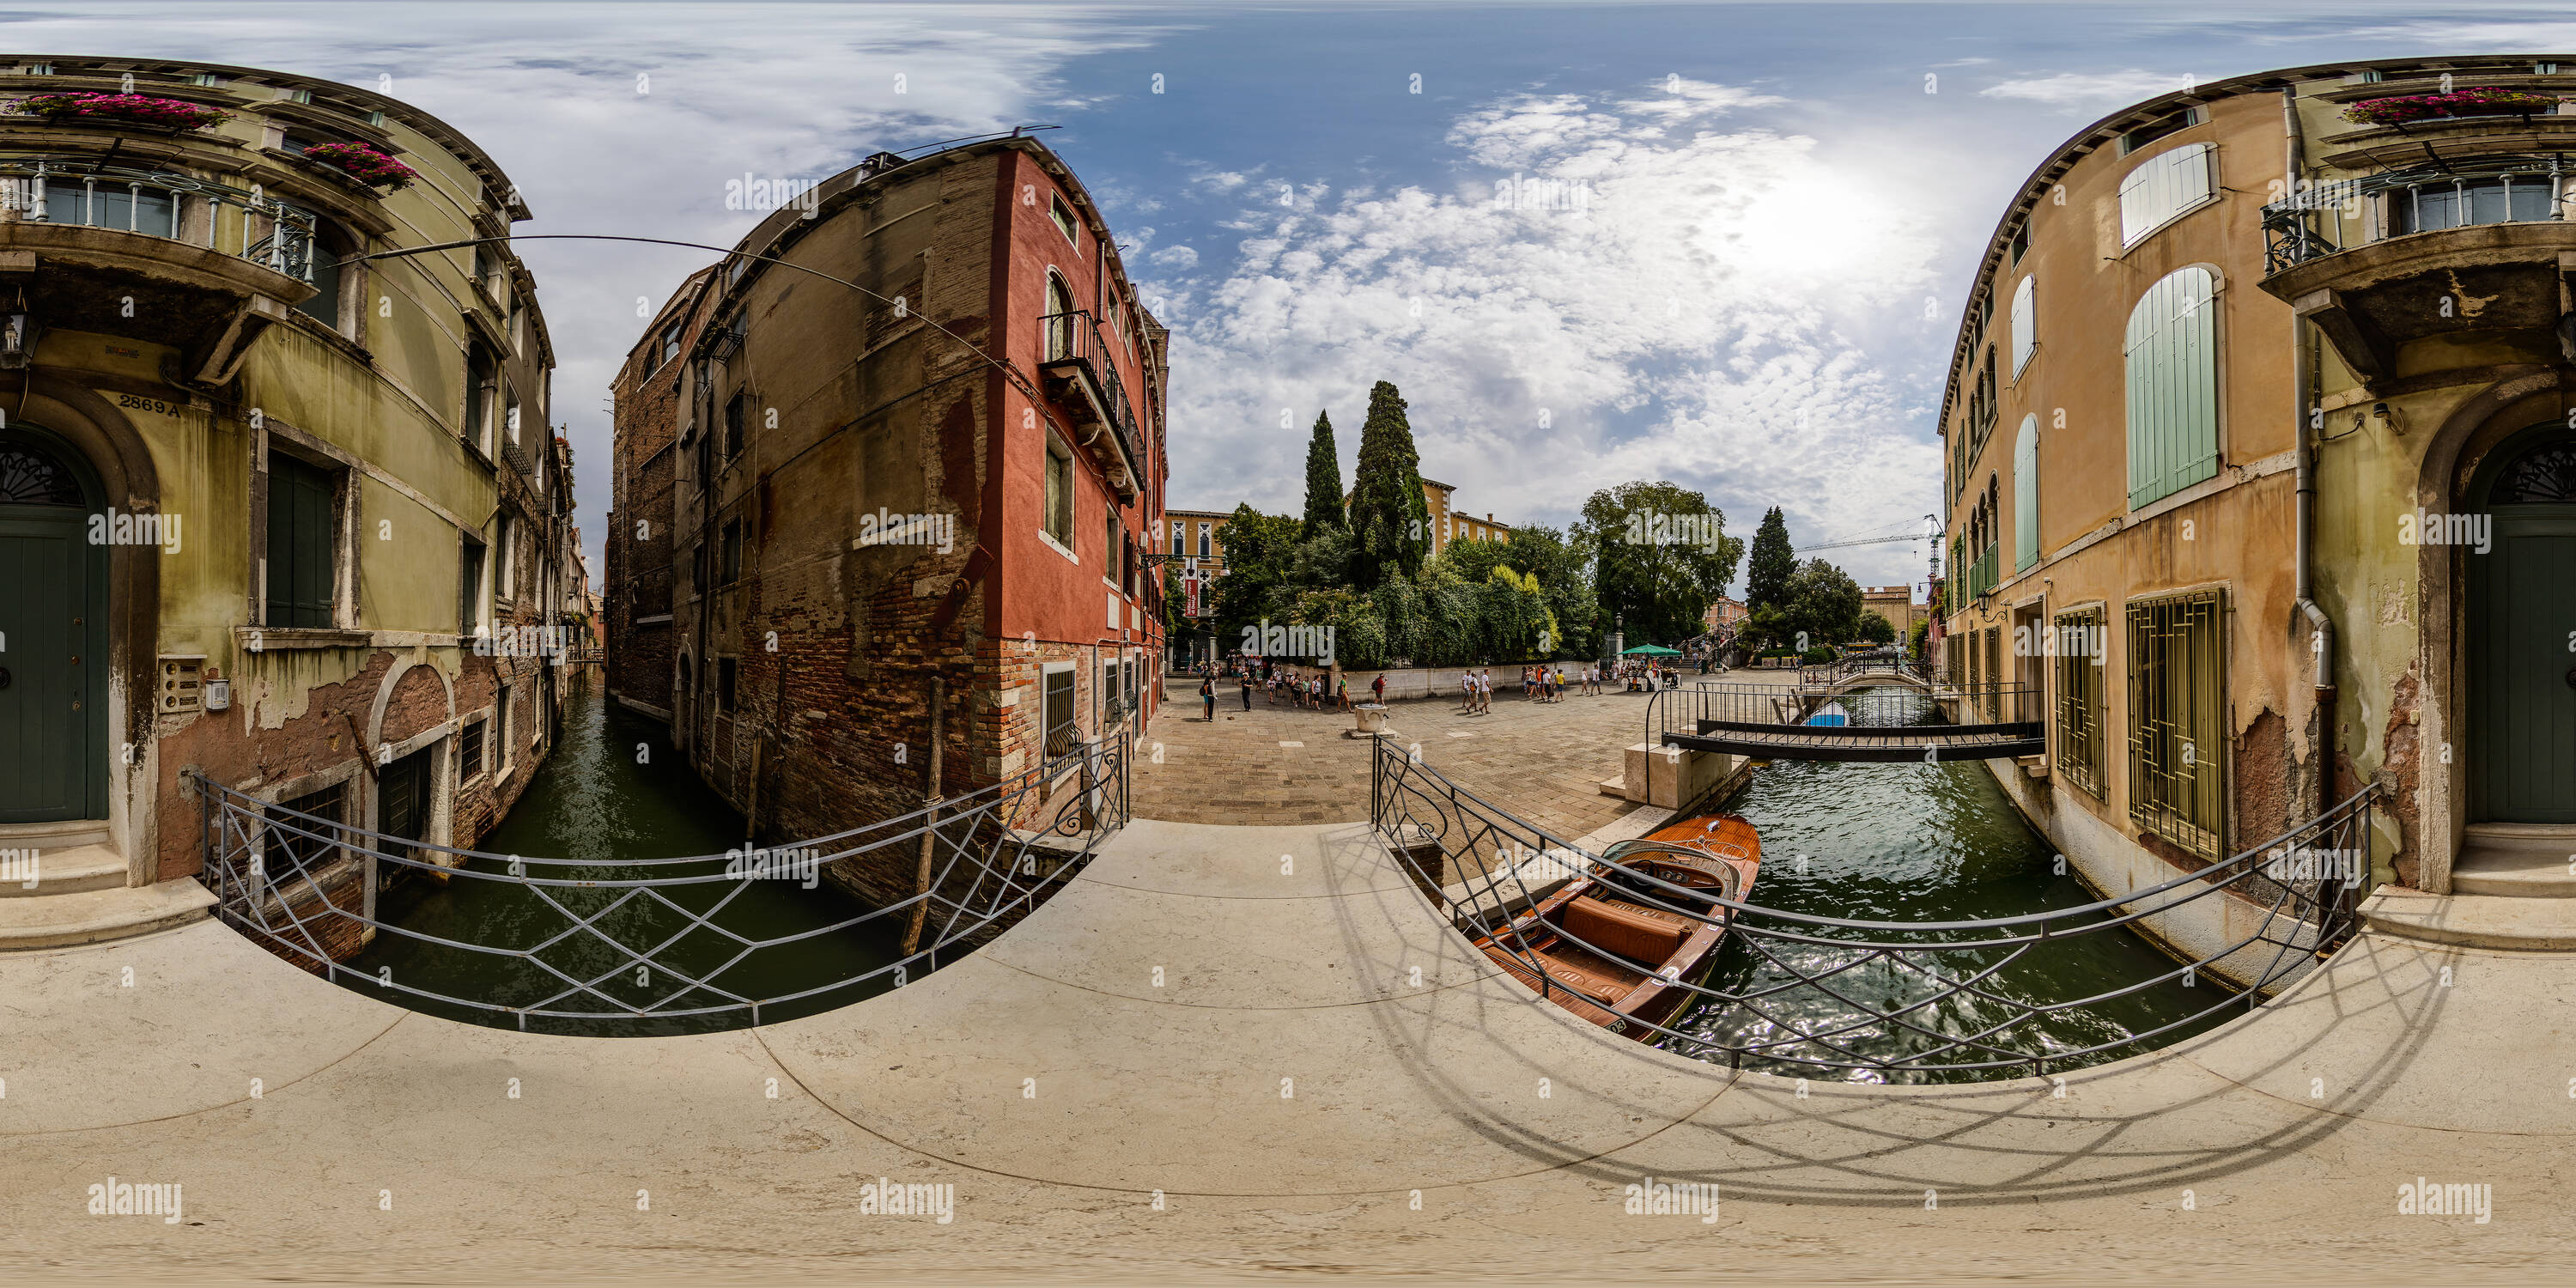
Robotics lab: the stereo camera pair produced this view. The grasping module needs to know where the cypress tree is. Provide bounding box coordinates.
[1300,410,1344,538]
[1746,507,1796,615]
[1346,381,1430,588]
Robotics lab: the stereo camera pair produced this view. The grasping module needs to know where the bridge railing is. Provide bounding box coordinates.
[187,732,1128,1033]
[1649,681,2039,749]
[1371,737,2376,1080]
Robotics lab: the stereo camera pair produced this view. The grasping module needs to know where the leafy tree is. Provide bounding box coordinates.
[1208,505,1304,651]
[1572,481,1741,647]
[1299,410,1344,538]
[1426,534,1507,585]
[1745,507,1795,617]
[1856,610,1896,646]
[1346,381,1429,589]
[1907,617,1930,660]
[1501,523,1595,658]
[1783,557,1863,649]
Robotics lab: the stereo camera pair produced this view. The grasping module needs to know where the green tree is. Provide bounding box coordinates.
[1501,524,1595,658]
[1783,557,1864,649]
[1208,505,1304,652]
[1425,533,1507,585]
[1299,410,1344,538]
[1745,507,1795,617]
[1856,610,1896,645]
[1907,617,1930,660]
[1346,381,1430,589]
[1572,481,1741,647]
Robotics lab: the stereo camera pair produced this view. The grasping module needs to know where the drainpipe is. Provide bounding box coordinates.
[2285,86,2339,830]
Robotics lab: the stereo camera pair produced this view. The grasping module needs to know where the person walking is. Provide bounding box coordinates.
[1239,670,1254,711]
[1337,675,1352,711]
[1200,676,1216,721]
[1371,672,1386,705]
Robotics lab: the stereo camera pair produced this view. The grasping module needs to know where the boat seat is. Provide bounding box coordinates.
[1559,896,1688,966]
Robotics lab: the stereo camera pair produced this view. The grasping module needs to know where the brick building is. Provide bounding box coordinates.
[604,266,718,722]
[607,133,1168,905]
[0,57,576,949]
[1858,585,1921,641]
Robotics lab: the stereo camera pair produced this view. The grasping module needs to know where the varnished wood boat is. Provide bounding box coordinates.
[1473,811,1761,1041]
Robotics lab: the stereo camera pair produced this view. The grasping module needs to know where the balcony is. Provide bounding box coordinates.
[1037,310,1144,501]
[2260,155,2576,386]
[1966,544,1999,600]
[0,155,318,383]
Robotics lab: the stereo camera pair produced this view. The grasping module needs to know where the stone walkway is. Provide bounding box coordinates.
[1135,669,1801,839]
[3,816,2569,1282]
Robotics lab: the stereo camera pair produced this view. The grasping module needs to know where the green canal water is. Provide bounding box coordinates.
[343,678,903,1036]
[1660,744,2245,1084]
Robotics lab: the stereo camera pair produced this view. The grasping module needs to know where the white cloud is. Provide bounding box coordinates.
[1154,77,1945,588]
[1150,245,1200,270]
[1978,69,2198,108]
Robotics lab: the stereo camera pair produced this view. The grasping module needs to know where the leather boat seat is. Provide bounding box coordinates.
[1559,896,1688,966]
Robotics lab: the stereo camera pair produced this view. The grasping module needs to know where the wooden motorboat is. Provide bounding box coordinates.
[1473,812,1761,1041]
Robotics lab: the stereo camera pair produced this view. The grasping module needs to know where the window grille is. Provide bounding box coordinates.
[2127,589,2227,859]
[2053,606,2105,798]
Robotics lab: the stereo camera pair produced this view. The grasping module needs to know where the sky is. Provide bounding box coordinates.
[15,0,2576,597]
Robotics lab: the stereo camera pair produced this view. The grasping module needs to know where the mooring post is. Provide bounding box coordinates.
[902,674,945,956]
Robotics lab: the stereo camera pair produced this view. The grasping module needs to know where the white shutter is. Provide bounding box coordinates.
[2013,414,2039,571]
[2009,275,2037,376]
[2123,267,2221,510]
[2118,143,2215,246]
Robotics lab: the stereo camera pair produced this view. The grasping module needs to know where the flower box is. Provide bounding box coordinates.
[2344,88,2567,127]
[301,141,416,190]
[10,92,230,130]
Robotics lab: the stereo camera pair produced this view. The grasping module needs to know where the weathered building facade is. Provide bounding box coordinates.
[1941,55,2576,903]
[0,57,576,946]
[607,134,1169,904]
[604,267,716,723]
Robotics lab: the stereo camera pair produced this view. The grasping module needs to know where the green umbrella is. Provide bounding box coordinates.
[1621,644,1682,656]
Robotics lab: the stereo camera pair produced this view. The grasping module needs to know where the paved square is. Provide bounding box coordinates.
[1136,668,1803,839]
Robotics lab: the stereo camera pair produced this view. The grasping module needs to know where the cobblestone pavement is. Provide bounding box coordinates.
[1133,667,1805,837]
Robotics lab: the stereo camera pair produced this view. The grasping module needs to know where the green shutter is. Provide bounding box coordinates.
[2013,414,2039,571]
[265,454,335,629]
[2125,266,2220,510]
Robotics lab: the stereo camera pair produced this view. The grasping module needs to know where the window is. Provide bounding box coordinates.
[1049,192,1079,246]
[1041,664,1076,758]
[656,319,682,373]
[2013,414,2039,572]
[723,392,745,459]
[716,656,738,714]
[289,209,343,330]
[505,393,521,450]
[2118,143,2215,247]
[264,452,336,628]
[720,518,742,583]
[464,349,495,453]
[1042,432,1075,549]
[2386,176,2555,236]
[1043,274,1077,361]
[2054,606,2105,799]
[1197,522,1211,559]
[495,512,515,603]
[2123,266,2220,510]
[2008,224,2029,266]
[2117,106,2203,156]
[266,782,348,872]
[45,179,178,236]
[458,535,486,635]
[1105,506,1121,586]
[2127,590,2227,859]
[459,718,486,781]
[1170,519,1183,556]
[2008,275,2036,377]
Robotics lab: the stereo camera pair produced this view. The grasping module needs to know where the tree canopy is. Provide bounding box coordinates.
[1346,381,1429,589]
[1299,410,1344,539]
[1572,480,1741,646]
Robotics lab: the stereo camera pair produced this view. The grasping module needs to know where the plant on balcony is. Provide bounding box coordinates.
[301,141,416,189]
[10,91,230,130]
[2344,87,2567,127]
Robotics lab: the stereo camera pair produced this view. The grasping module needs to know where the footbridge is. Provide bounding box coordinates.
[1651,680,2046,762]
[2,748,2568,1278]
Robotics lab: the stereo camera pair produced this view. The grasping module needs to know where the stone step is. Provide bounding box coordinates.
[2451,823,2576,897]
[0,818,113,852]
[2363,888,2576,951]
[0,842,130,897]
[0,878,216,951]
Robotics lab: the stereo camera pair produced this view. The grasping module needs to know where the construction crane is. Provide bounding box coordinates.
[1794,514,1939,555]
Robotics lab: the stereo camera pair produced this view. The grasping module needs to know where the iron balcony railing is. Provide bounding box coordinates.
[2260,152,2568,272]
[1037,309,1146,482]
[1966,544,2000,599]
[189,732,1129,1033]
[1371,738,2376,1080]
[0,154,320,282]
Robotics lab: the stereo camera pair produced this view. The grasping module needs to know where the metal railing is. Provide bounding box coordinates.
[1371,738,2375,1080]
[2260,152,2568,272]
[1795,649,1930,689]
[1036,309,1145,477]
[1649,680,2039,750]
[0,154,319,281]
[189,735,1128,1032]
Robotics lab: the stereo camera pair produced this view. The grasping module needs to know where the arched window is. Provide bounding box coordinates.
[2124,265,2219,510]
[2488,434,2576,504]
[2013,414,2039,571]
[1042,273,1076,361]
[0,432,87,506]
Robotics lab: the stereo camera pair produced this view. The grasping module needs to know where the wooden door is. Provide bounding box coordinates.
[2472,432,2576,823]
[0,434,105,823]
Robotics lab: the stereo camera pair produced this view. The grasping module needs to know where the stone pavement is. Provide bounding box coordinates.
[1135,667,1803,839]
[3,815,2571,1283]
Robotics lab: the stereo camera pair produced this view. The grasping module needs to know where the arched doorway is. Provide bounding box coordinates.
[0,425,110,823]
[2469,422,2576,823]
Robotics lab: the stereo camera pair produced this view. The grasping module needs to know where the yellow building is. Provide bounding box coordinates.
[1941,54,2575,902]
[0,58,572,947]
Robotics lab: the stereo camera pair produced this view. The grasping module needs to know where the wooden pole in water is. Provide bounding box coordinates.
[903,674,944,955]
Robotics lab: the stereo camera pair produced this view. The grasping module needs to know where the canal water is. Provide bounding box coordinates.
[1659,689,2245,1084]
[344,677,903,1036]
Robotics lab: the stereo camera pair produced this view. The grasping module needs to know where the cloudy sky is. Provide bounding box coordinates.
[15,0,2576,593]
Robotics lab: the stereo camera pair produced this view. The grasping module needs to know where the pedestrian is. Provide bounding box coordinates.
[1200,676,1216,721]
[1240,670,1254,711]
[1461,670,1474,712]
[1337,675,1351,711]
[1372,672,1386,705]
